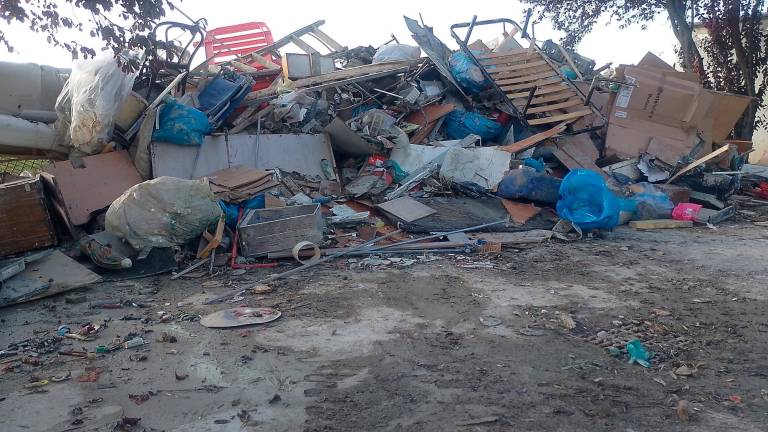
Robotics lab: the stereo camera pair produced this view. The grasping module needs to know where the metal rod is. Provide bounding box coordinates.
[464,15,478,45]
[522,86,537,115]
[369,220,507,252]
[522,9,533,39]
[205,229,404,304]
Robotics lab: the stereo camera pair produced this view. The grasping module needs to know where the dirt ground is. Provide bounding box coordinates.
[1,222,768,432]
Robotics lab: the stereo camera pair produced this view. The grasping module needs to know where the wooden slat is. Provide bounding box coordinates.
[524,98,584,114]
[479,52,542,66]
[495,71,559,86]
[499,77,563,92]
[491,64,553,79]
[498,121,571,153]
[527,109,592,125]
[514,90,578,107]
[488,60,547,74]
[506,84,571,99]
[477,49,531,59]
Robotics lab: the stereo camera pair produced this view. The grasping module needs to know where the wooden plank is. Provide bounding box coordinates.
[498,121,571,153]
[525,99,583,114]
[495,71,560,86]
[527,109,592,125]
[499,77,563,92]
[665,145,731,184]
[0,177,56,256]
[477,49,531,59]
[488,60,547,74]
[514,90,578,107]
[479,52,542,66]
[492,64,553,80]
[629,219,693,230]
[506,83,571,99]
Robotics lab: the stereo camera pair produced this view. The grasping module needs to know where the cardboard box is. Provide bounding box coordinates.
[613,66,713,130]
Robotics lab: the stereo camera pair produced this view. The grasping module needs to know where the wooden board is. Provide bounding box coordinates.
[0,176,56,256]
[488,60,547,74]
[499,77,563,93]
[514,90,577,107]
[525,99,583,114]
[498,121,571,153]
[43,151,143,226]
[377,196,437,223]
[629,219,693,230]
[477,49,531,59]
[0,250,101,307]
[495,71,560,86]
[493,65,553,80]
[479,52,542,66]
[528,109,592,125]
[506,83,572,99]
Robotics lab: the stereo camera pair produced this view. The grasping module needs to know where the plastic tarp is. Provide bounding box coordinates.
[444,110,503,141]
[106,177,222,250]
[449,52,489,94]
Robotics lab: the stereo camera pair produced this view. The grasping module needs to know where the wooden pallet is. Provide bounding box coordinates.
[477,49,592,126]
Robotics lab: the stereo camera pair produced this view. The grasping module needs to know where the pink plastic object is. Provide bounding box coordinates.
[204,22,276,66]
[672,203,703,221]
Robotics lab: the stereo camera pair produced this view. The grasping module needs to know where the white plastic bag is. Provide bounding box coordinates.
[55,54,137,155]
[372,44,421,63]
[106,177,222,250]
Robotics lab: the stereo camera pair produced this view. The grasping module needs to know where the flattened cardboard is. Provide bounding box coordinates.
[43,150,142,226]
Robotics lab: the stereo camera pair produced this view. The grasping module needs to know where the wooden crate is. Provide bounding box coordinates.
[237,204,324,257]
[0,176,57,256]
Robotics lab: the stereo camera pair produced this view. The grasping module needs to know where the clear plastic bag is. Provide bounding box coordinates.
[55,54,137,155]
[372,44,421,63]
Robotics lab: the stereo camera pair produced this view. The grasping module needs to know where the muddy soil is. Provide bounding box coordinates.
[1,223,767,431]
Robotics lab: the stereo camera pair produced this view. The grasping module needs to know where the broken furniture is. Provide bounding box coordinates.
[0,176,57,256]
[449,17,604,131]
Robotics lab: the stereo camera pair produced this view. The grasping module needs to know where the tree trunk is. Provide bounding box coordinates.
[665,0,707,81]
[727,3,757,140]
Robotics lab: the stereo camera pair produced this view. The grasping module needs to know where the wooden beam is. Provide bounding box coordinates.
[477,49,531,59]
[514,90,578,106]
[527,109,592,125]
[629,219,693,230]
[498,121,572,153]
[665,144,731,184]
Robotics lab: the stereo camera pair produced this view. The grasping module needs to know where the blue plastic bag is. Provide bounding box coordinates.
[219,194,265,229]
[153,99,212,146]
[625,183,674,220]
[497,169,562,204]
[444,110,504,141]
[556,169,622,229]
[449,52,490,94]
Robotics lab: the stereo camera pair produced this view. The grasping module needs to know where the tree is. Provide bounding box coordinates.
[523,0,768,140]
[0,0,175,59]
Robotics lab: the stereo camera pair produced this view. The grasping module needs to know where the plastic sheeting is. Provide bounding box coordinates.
[449,52,489,94]
[106,177,222,250]
[373,44,421,63]
[443,110,504,141]
[54,54,137,155]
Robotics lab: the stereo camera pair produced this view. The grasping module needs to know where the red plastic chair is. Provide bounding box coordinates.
[203,22,277,66]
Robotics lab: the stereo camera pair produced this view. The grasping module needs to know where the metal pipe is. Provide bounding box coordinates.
[464,15,478,45]
[369,220,507,252]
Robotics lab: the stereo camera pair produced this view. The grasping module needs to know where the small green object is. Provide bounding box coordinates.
[609,83,620,92]
[95,345,109,354]
[560,65,578,80]
[626,339,651,368]
[607,346,621,357]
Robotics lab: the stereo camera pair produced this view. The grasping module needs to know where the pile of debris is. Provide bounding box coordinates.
[1,14,767,308]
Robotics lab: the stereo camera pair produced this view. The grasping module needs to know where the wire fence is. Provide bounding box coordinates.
[0,157,50,176]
